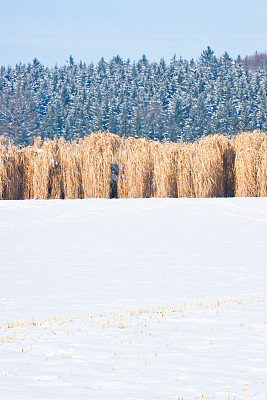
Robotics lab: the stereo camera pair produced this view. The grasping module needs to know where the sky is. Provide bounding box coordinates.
[1,0,267,67]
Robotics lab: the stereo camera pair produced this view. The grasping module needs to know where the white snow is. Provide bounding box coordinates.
[0,198,267,399]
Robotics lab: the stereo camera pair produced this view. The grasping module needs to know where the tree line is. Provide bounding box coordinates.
[0,47,266,145]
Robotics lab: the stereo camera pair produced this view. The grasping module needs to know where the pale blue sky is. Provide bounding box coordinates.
[1,0,267,66]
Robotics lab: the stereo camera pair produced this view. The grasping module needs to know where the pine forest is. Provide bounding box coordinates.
[1,48,267,146]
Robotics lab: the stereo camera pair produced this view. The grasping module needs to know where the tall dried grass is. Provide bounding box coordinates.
[0,138,21,199]
[54,139,82,199]
[151,142,177,198]
[233,131,267,197]
[4,142,21,199]
[191,135,235,198]
[117,138,154,198]
[0,138,8,200]
[0,131,266,199]
[80,132,121,198]
[20,137,55,199]
[258,138,267,197]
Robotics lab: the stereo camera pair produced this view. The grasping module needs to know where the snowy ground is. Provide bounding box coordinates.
[0,198,267,400]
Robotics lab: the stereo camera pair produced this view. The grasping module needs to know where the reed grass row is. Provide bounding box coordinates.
[0,131,266,199]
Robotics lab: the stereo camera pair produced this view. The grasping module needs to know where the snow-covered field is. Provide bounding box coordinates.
[0,198,267,400]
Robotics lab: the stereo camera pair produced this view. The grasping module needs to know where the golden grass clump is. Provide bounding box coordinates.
[0,138,21,200]
[80,132,121,198]
[233,131,267,197]
[152,142,178,198]
[44,139,62,199]
[20,137,56,199]
[190,135,235,198]
[117,138,154,198]
[53,139,82,199]
[4,141,22,199]
[0,138,8,199]
[176,143,195,198]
